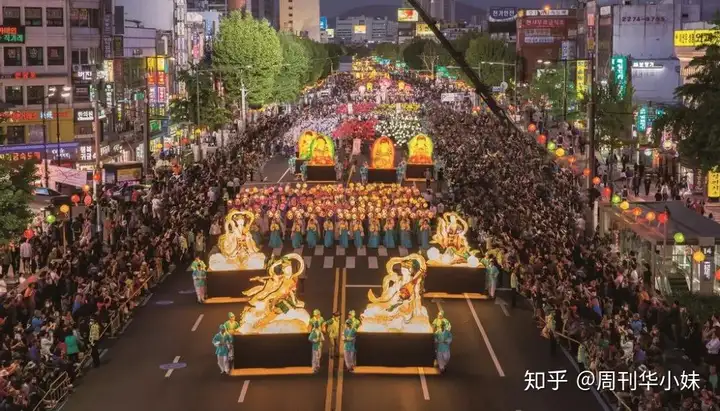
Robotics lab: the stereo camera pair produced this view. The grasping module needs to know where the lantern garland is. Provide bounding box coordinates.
[283,116,341,147]
[374,103,421,114]
[375,114,423,146]
[336,102,376,115]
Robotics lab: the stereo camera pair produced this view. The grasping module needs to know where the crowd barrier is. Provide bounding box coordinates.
[33,262,173,411]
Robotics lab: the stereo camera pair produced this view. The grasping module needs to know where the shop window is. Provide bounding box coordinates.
[24,7,42,27]
[46,8,64,27]
[3,47,21,66]
[26,47,43,66]
[5,126,25,145]
[4,86,23,105]
[47,47,65,66]
[2,7,20,26]
[26,86,44,105]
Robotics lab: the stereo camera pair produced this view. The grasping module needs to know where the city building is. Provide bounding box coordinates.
[443,0,456,23]
[487,7,518,42]
[188,0,229,15]
[334,16,397,44]
[279,0,320,41]
[516,8,578,82]
[674,21,716,85]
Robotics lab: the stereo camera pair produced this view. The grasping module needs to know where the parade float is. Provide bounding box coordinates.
[306,133,337,181]
[405,134,435,180]
[423,212,486,298]
[368,136,397,183]
[294,130,316,173]
[206,209,267,303]
[231,253,313,374]
[354,254,437,372]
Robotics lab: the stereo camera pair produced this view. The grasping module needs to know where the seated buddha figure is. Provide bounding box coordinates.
[408,135,433,165]
[309,137,334,166]
[372,138,394,169]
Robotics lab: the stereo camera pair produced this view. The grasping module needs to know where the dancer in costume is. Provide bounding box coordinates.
[342,319,357,372]
[434,321,452,373]
[323,217,334,248]
[306,215,319,248]
[310,309,325,330]
[347,310,361,330]
[300,162,308,181]
[360,162,369,185]
[308,326,324,373]
[323,311,340,357]
[288,155,296,173]
[352,216,364,249]
[338,218,350,249]
[396,160,406,184]
[268,215,283,249]
[250,218,262,248]
[383,216,396,249]
[291,217,304,249]
[224,312,240,361]
[191,256,207,303]
[399,216,413,249]
[418,218,431,250]
[212,325,231,374]
[486,258,499,299]
[432,310,452,333]
[367,216,380,249]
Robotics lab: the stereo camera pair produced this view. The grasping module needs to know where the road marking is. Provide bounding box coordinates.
[323,256,334,269]
[303,256,312,268]
[418,367,430,400]
[99,349,108,359]
[272,247,282,256]
[434,299,443,312]
[346,256,355,269]
[165,356,181,378]
[238,380,250,403]
[378,247,388,257]
[465,295,505,377]
[336,246,345,256]
[315,246,324,256]
[368,256,378,269]
[560,341,612,411]
[336,269,347,411]
[357,247,366,256]
[277,167,291,183]
[191,314,204,332]
[345,284,381,288]
[495,297,510,317]
[293,248,303,255]
[325,268,341,411]
[399,246,408,256]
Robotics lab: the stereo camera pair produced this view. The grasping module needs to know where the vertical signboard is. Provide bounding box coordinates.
[319,16,327,31]
[102,0,113,59]
[699,246,716,281]
[611,55,628,97]
[708,171,720,199]
[576,60,587,98]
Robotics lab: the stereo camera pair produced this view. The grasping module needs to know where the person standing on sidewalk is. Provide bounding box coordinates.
[510,266,519,308]
[89,317,101,368]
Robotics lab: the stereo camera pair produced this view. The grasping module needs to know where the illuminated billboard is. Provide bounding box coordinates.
[416,23,433,36]
[398,8,419,22]
[674,29,720,47]
[354,25,366,34]
[326,28,335,38]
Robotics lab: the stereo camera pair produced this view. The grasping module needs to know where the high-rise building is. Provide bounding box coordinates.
[279,0,320,41]
[248,0,276,27]
[401,0,447,21]
[443,0,456,22]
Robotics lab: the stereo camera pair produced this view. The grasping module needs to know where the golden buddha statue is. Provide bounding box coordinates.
[210,210,266,271]
[408,134,433,165]
[238,253,311,334]
[298,131,315,160]
[427,212,482,267]
[372,137,395,169]
[309,136,334,166]
[358,254,432,333]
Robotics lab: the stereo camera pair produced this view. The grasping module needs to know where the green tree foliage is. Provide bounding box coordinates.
[592,75,635,150]
[464,35,515,87]
[651,27,720,171]
[372,43,400,60]
[212,11,282,106]
[169,63,230,130]
[273,34,310,103]
[524,65,578,119]
[452,32,484,55]
[0,140,34,242]
[401,39,449,71]
[299,38,330,85]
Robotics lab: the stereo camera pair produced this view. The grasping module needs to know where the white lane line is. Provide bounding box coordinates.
[314,246,324,256]
[346,256,356,269]
[357,247,366,256]
[293,248,303,255]
[165,355,181,378]
[99,349,109,359]
[191,314,204,332]
[277,167,291,183]
[418,367,430,400]
[303,256,312,268]
[238,380,250,403]
[465,295,505,377]
[561,342,612,411]
[398,246,408,256]
[323,256,334,269]
[368,256,378,269]
[336,246,346,256]
[500,304,510,317]
[378,247,388,257]
[272,247,282,256]
[345,284,382,288]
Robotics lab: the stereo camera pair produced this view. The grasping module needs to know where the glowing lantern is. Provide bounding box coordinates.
[93,173,101,182]
[693,250,706,263]
[82,184,90,192]
[592,176,601,185]
[155,143,163,150]
[71,194,80,204]
[646,211,656,222]
[46,214,56,224]
[611,194,621,204]
[632,207,643,217]
[555,147,566,157]
[547,141,557,151]
[84,195,92,206]
[59,204,70,214]
[23,229,34,240]
[673,232,685,244]
[619,201,630,210]
[602,187,611,197]
[467,255,480,268]
[537,134,547,145]
[657,212,669,224]
[527,123,537,133]
[568,156,576,165]
[715,269,720,281]
[582,168,591,177]
[662,140,673,150]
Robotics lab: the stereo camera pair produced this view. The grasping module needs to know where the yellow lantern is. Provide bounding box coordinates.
[555,147,565,157]
[693,250,706,263]
[619,201,630,210]
[59,204,70,214]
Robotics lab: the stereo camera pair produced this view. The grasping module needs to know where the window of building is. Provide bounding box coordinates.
[70,8,99,27]
[46,8,64,27]
[47,47,65,65]
[4,86,22,105]
[24,7,42,26]
[71,49,89,65]
[2,7,20,26]
[26,47,43,66]
[26,86,44,105]
[5,126,25,145]
[3,47,21,66]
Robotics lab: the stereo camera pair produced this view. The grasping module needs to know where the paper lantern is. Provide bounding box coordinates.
[673,232,685,244]
[602,187,611,197]
[657,212,669,224]
[632,207,642,217]
[93,173,101,182]
[555,147,566,157]
[527,123,537,133]
[715,268,720,281]
[582,168,591,177]
[467,255,480,268]
[536,134,547,145]
[547,141,557,151]
[611,194,621,204]
[592,176,601,185]
[82,184,90,192]
[71,194,80,204]
[619,201,630,210]
[693,250,706,263]
[84,195,92,206]
[568,156,576,164]
[46,214,56,224]
[23,229,34,240]
[646,211,656,222]
[59,204,70,214]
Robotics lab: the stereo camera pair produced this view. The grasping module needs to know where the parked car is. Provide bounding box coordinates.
[32,187,71,207]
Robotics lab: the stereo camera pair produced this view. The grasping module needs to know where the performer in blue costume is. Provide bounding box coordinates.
[250,219,262,249]
[268,215,283,249]
[338,218,350,249]
[360,162,369,185]
[323,217,335,248]
[399,216,413,249]
[383,216,396,248]
[212,325,231,374]
[306,215,319,248]
[191,256,207,303]
[367,216,380,249]
[351,217,364,249]
[434,321,452,373]
[418,218,431,250]
[308,326,324,373]
[342,319,357,372]
[291,218,303,249]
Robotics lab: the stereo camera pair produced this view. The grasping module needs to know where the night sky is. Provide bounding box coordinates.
[321,0,547,17]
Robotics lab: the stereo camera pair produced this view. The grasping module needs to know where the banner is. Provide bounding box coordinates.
[489,7,517,22]
[674,29,720,47]
[416,23,433,36]
[353,25,366,34]
[611,55,628,97]
[397,8,419,22]
[576,60,587,98]
[708,171,720,198]
[352,138,361,155]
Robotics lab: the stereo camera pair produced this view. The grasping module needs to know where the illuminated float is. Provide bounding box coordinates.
[354,254,437,373]
[306,133,337,181]
[230,254,314,375]
[405,134,435,180]
[423,212,486,299]
[294,130,316,173]
[206,209,267,303]
[368,136,397,183]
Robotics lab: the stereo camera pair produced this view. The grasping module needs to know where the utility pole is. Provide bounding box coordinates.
[41,97,49,187]
[562,59,568,121]
[143,73,150,173]
[588,54,597,182]
[92,66,102,234]
[241,79,247,131]
[195,68,201,127]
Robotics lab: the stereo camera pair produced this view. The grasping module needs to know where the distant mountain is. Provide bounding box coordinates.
[331,2,485,22]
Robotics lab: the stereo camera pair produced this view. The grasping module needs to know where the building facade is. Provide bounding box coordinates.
[335,16,397,44]
[279,0,320,41]
[516,8,578,82]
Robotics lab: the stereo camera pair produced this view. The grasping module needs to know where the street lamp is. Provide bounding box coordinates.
[47,86,71,164]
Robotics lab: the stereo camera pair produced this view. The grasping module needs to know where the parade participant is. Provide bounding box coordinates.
[383,214,396,249]
[250,218,262,248]
[334,160,343,181]
[338,218,350,248]
[268,215,283,249]
[486,258,499,299]
[306,215,319,248]
[360,162,369,185]
[191,256,207,304]
[224,312,240,362]
[310,309,325,330]
[323,217,335,248]
[434,321,452,373]
[396,160,406,184]
[432,310,451,333]
[291,216,304,249]
[351,216,364,248]
[367,216,380,249]
[288,155,296,173]
[418,218,431,250]
[308,325,324,373]
[347,309,361,330]
[323,311,340,357]
[213,325,231,375]
[342,319,357,372]
[399,215,413,249]
[300,162,308,181]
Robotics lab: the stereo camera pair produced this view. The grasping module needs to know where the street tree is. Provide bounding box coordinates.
[464,35,515,88]
[212,11,282,106]
[300,39,329,85]
[372,43,399,60]
[0,137,34,242]
[273,34,310,103]
[592,75,635,150]
[169,63,230,130]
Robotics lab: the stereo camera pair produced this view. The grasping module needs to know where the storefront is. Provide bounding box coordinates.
[103,162,144,185]
[0,141,79,164]
[0,108,74,145]
[99,140,138,163]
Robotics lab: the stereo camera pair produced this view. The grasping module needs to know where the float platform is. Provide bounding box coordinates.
[231,332,312,375]
[205,269,265,304]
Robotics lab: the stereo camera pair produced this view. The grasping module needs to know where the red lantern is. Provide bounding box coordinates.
[632,207,642,217]
[582,168,591,177]
[657,212,669,224]
[83,195,92,206]
[82,184,90,192]
[71,194,80,204]
[181,138,190,145]
[715,268,720,282]
[592,176,601,185]
[568,156,576,164]
[93,173,101,182]
[602,187,611,197]
[527,123,537,133]
[23,229,34,240]
[536,134,547,145]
